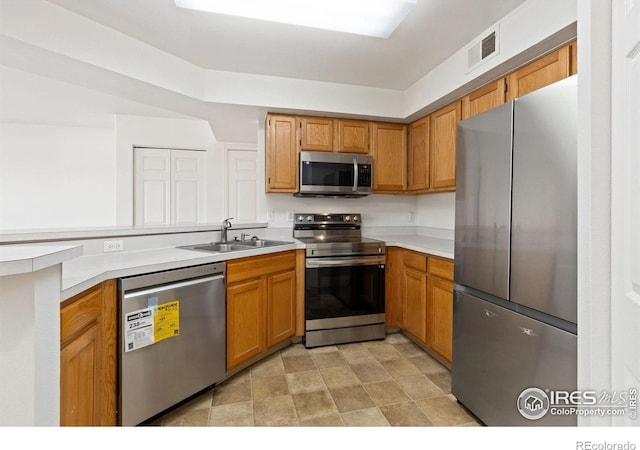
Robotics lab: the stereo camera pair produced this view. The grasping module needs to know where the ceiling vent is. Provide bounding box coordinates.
[467,26,500,73]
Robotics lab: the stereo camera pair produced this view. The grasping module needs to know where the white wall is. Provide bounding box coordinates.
[0,123,116,230]
[416,193,456,230]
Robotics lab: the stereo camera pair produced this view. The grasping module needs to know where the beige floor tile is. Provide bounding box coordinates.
[212,379,252,406]
[417,395,475,426]
[220,369,250,385]
[320,366,361,389]
[379,402,434,427]
[427,371,452,393]
[409,353,448,374]
[282,354,317,373]
[349,360,391,383]
[393,342,429,358]
[308,345,340,353]
[254,394,298,426]
[280,343,309,357]
[341,407,390,426]
[367,343,403,362]
[395,374,443,400]
[300,414,344,426]
[340,347,377,364]
[209,401,254,426]
[311,351,348,369]
[292,389,338,419]
[252,374,290,400]
[330,385,375,413]
[251,354,286,378]
[287,370,326,394]
[384,333,411,344]
[161,406,210,426]
[380,358,422,378]
[363,380,411,406]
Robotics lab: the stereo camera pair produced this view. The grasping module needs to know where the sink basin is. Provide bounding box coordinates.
[178,239,292,254]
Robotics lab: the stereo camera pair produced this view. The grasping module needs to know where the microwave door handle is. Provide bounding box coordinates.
[353,158,358,192]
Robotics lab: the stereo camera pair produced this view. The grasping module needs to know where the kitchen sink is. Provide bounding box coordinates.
[178,239,293,254]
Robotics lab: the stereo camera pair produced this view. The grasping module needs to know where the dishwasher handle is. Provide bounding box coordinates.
[123,274,224,299]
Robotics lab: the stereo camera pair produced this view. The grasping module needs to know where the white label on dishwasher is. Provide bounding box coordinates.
[124,307,154,352]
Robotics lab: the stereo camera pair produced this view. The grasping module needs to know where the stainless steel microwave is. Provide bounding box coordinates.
[296,151,373,198]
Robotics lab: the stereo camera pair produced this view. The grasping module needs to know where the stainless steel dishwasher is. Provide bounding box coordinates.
[118,262,226,426]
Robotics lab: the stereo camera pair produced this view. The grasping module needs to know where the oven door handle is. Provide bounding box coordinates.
[306,257,385,268]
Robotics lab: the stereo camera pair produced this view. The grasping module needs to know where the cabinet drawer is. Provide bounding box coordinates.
[428,258,454,281]
[403,250,427,272]
[227,251,296,284]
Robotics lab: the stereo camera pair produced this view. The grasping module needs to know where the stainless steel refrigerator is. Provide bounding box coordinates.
[452,75,578,426]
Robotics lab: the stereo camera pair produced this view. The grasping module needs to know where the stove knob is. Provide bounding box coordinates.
[353,216,359,222]
[345,215,351,222]
[297,216,304,222]
[306,216,313,222]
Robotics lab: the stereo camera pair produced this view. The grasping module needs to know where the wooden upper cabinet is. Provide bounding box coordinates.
[569,40,578,76]
[371,122,407,192]
[506,44,571,101]
[461,78,506,120]
[266,114,298,193]
[298,116,334,152]
[429,100,460,191]
[407,116,430,192]
[336,119,370,154]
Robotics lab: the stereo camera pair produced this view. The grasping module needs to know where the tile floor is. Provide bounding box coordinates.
[157,333,482,427]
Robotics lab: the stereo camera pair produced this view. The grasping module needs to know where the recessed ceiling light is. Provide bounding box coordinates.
[174,0,417,38]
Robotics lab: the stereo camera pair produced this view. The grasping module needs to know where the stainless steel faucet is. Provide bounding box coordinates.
[220,217,233,243]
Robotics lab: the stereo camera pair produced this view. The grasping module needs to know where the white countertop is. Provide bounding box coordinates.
[375,234,454,259]
[0,244,82,277]
[0,227,453,301]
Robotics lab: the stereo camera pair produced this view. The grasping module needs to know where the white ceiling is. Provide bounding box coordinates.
[46,0,526,90]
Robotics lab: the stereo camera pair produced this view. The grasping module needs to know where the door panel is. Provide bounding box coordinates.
[455,101,513,300]
[510,77,577,324]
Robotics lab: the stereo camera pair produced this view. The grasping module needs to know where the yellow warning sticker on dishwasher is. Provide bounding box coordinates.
[154,300,180,342]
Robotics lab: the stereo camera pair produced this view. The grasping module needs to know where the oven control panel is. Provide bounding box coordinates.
[294,213,361,225]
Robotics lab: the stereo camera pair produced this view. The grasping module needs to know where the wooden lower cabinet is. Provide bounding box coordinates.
[60,280,117,426]
[226,251,296,371]
[387,247,454,364]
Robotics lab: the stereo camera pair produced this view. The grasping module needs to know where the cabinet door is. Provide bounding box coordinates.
[60,280,116,426]
[299,117,334,152]
[402,267,428,344]
[371,122,407,192]
[461,78,506,120]
[506,45,571,101]
[407,116,430,191]
[427,276,454,362]
[385,247,403,327]
[336,120,370,154]
[267,269,296,348]
[60,324,100,426]
[429,101,460,190]
[227,279,265,370]
[266,114,298,192]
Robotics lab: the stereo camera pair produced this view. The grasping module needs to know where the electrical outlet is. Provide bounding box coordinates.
[103,240,124,253]
[409,211,416,223]
[267,210,275,221]
[287,210,294,222]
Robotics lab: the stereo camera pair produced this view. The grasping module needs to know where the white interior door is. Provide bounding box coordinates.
[171,149,206,225]
[611,0,640,426]
[134,147,206,226]
[227,146,258,223]
[134,147,170,226]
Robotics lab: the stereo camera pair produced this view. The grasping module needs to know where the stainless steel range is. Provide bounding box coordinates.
[293,213,386,348]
